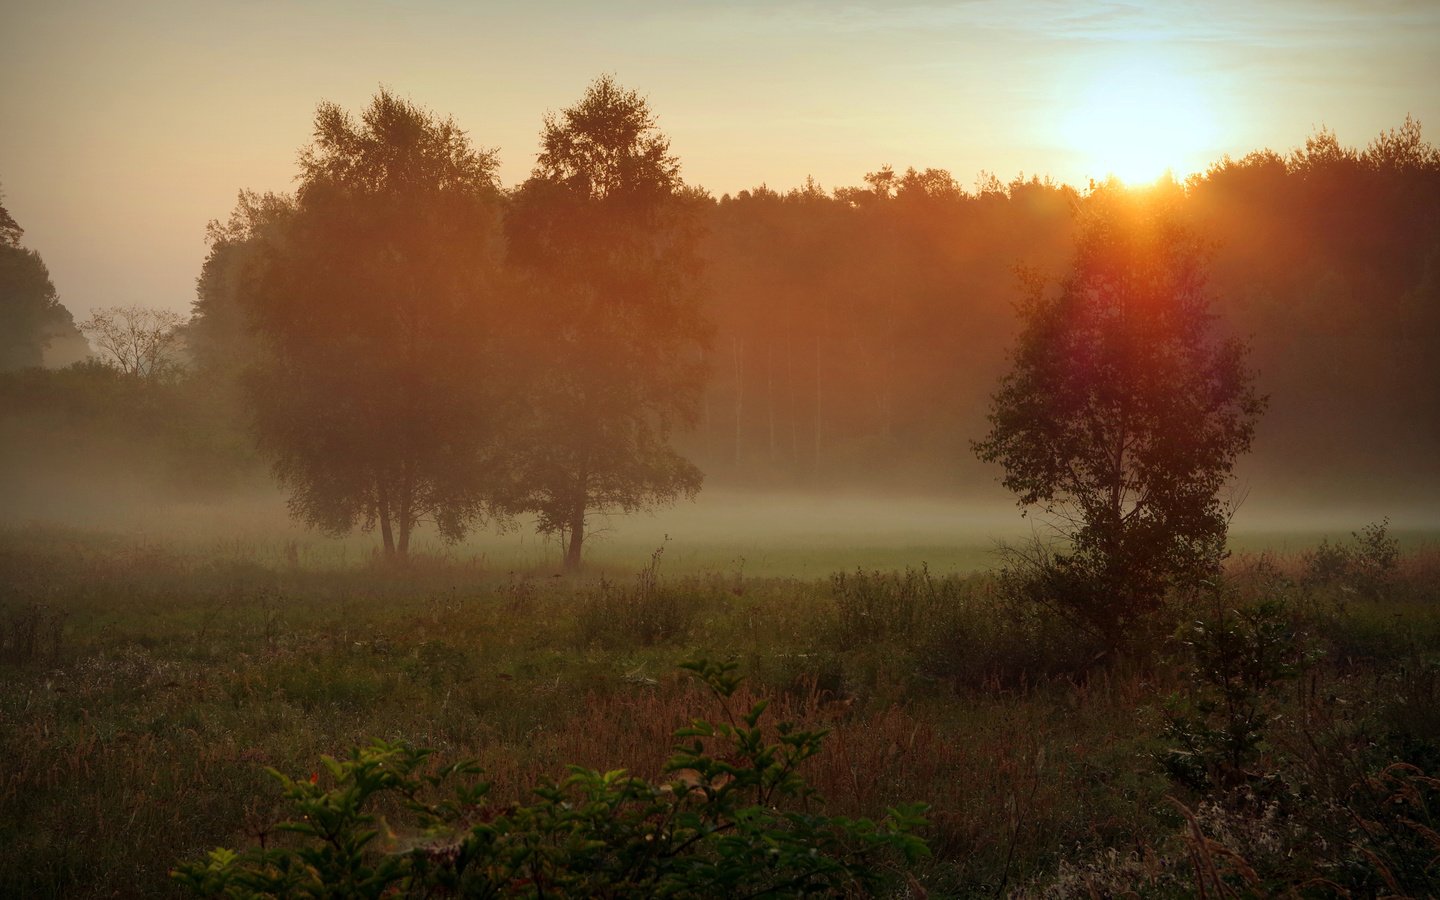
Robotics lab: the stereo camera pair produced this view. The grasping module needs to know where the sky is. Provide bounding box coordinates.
[1,0,1438,322]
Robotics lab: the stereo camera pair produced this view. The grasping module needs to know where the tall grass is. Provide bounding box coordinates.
[1,527,1438,896]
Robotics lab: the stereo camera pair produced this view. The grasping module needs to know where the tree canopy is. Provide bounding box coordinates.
[974,183,1266,648]
[230,90,506,558]
[502,75,709,570]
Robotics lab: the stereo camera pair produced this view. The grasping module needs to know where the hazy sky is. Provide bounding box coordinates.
[2,0,1437,322]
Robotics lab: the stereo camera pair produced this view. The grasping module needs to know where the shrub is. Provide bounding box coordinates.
[173,659,929,898]
[1304,518,1400,600]
[1160,597,1315,794]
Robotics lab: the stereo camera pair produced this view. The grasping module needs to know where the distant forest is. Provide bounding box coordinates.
[689,123,1440,499]
[3,112,1438,516]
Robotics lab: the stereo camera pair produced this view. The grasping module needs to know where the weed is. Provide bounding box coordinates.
[172,659,929,898]
[1160,596,1316,794]
[1304,517,1401,600]
[575,543,702,648]
[2,525,1438,897]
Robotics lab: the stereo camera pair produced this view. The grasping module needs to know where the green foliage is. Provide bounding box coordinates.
[831,565,954,649]
[1160,597,1315,793]
[173,659,928,898]
[829,565,1101,685]
[1151,719,1440,897]
[6,529,1439,897]
[1057,556,1440,898]
[1041,760,1440,899]
[0,360,262,501]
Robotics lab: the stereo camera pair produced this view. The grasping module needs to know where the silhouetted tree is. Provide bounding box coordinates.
[0,197,20,247]
[503,75,708,571]
[233,90,506,559]
[0,193,83,371]
[78,305,184,382]
[974,184,1265,652]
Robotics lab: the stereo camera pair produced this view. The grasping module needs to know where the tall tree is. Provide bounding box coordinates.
[973,183,1265,652]
[503,75,709,571]
[0,192,84,371]
[233,90,505,559]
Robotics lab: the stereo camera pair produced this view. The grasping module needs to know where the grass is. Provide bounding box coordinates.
[2,522,1439,896]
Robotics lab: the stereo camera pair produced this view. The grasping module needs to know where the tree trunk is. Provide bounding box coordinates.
[396,466,413,561]
[701,347,713,460]
[376,478,396,559]
[563,504,586,573]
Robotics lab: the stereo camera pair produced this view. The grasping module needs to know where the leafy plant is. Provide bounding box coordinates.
[1304,518,1401,600]
[1160,597,1316,794]
[173,659,928,898]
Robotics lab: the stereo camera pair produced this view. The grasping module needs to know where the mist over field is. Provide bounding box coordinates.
[4,2,1440,893]
[3,466,1437,579]
[6,117,1440,577]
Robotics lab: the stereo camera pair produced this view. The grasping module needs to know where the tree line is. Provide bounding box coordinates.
[690,120,1439,498]
[3,80,1438,565]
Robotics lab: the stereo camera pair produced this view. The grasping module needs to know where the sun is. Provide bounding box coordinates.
[1060,58,1220,185]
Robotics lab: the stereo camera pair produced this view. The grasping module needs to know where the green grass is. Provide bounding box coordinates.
[2,522,1439,897]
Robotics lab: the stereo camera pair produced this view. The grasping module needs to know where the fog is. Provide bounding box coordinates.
[4,110,1439,577]
[4,454,1436,579]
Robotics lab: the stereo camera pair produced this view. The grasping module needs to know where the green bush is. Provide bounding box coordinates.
[173,659,928,898]
[1160,597,1315,794]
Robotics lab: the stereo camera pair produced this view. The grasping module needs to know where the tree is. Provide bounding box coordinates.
[78,305,184,382]
[232,90,505,559]
[502,75,709,571]
[973,183,1265,651]
[190,190,296,384]
[0,192,84,371]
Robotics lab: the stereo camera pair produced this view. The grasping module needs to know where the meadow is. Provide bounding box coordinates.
[3,507,1440,897]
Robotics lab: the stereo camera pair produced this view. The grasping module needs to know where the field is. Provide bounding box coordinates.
[3,500,1440,897]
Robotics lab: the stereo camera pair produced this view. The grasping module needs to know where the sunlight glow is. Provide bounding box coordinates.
[1061,58,1220,184]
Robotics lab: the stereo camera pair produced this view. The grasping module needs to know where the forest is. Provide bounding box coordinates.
[4,89,1439,556]
[2,77,1440,897]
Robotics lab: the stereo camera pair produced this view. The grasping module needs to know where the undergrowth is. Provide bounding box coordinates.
[0,524,1437,896]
